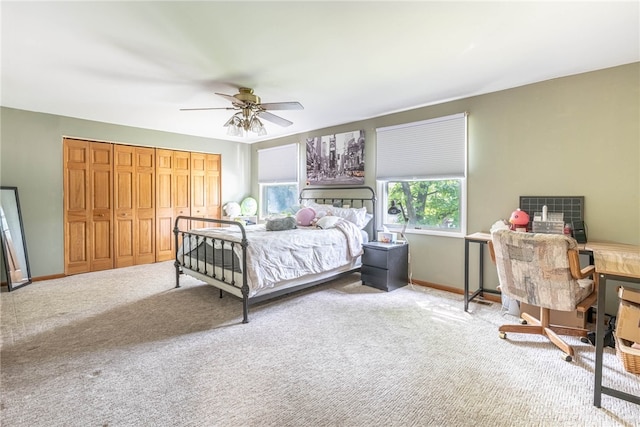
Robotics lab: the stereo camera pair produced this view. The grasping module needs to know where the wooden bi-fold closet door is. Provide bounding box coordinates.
[190,152,221,229]
[155,149,191,262]
[63,139,114,275]
[114,145,155,268]
[64,140,220,274]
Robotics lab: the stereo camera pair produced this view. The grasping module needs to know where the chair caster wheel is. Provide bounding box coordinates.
[519,318,527,325]
[499,332,507,339]
[562,354,572,362]
[580,337,589,343]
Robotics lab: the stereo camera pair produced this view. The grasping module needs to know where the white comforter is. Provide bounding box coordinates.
[179,220,363,295]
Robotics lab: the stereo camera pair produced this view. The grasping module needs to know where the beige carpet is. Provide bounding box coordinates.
[1,261,639,426]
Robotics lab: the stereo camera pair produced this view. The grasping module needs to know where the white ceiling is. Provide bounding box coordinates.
[2,1,639,144]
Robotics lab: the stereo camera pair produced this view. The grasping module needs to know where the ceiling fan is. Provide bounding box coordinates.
[180,87,303,136]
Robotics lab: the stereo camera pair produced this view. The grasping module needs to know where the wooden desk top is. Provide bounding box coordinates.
[582,241,640,279]
[465,232,492,242]
[466,232,640,279]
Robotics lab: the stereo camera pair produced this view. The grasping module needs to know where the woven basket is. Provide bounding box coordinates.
[615,334,640,375]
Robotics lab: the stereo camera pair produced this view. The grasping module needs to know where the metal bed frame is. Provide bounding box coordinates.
[173,186,376,323]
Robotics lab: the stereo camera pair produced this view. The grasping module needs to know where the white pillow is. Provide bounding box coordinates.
[332,206,369,228]
[316,216,343,229]
[305,202,370,228]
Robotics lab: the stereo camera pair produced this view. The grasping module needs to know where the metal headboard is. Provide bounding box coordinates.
[299,186,377,241]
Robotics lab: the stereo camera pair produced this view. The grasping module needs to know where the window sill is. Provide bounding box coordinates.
[383,226,465,239]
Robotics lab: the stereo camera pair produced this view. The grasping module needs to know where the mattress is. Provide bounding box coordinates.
[177,221,366,297]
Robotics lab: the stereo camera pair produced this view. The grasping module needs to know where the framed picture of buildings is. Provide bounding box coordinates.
[306,130,365,185]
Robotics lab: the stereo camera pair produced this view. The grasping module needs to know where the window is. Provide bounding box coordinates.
[260,183,298,216]
[376,113,467,237]
[381,179,464,234]
[258,144,299,218]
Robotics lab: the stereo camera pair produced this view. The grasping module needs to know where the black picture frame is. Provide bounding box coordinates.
[306,130,365,185]
[1,186,32,291]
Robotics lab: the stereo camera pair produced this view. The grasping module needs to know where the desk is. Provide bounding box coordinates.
[464,232,500,312]
[585,241,640,407]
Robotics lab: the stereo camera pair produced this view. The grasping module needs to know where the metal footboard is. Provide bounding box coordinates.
[173,216,250,323]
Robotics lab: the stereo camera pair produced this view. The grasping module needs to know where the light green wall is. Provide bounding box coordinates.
[255,63,640,312]
[1,63,638,314]
[0,109,251,276]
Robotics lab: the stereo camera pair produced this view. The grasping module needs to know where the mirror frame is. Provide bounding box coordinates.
[1,186,32,291]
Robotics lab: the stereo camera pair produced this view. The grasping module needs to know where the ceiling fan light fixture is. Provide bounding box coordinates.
[222,111,267,137]
[249,116,266,135]
[226,114,245,137]
[223,115,236,127]
[226,123,237,136]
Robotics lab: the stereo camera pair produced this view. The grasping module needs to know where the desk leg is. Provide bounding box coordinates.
[464,239,470,312]
[479,244,484,294]
[594,273,606,408]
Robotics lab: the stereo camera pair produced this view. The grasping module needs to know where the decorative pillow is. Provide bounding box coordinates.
[316,215,343,229]
[265,216,297,231]
[331,206,369,228]
[304,202,370,229]
[295,207,316,226]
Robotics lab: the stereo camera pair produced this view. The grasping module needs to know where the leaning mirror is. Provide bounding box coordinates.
[1,186,32,291]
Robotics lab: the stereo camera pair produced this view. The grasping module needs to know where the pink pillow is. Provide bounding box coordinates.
[295,207,316,226]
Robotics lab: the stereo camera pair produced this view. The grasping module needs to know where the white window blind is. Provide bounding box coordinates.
[376,112,467,180]
[258,143,298,183]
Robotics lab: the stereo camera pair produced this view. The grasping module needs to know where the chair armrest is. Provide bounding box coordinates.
[568,249,595,279]
[488,240,496,264]
[576,289,597,313]
[579,265,596,278]
[568,248,598,312]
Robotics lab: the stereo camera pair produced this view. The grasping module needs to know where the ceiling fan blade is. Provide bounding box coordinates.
[258,111,293,127]
[260,101,304,111]
[180,107,236,111]
[215,92,248,107]
[214,92,238,102]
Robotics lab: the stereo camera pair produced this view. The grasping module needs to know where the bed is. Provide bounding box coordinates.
[173,186,377,323]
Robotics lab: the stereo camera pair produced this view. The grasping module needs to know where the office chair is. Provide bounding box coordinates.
[488,229,597,361]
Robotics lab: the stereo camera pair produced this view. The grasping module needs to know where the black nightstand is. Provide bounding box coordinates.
[361,242,409,291]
